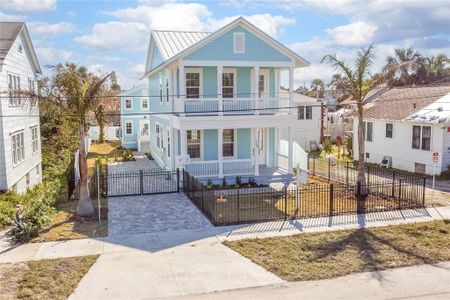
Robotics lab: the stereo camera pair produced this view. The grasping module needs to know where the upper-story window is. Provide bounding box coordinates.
[222,72,234,98]
[12,131,25,166]
[141,98,148,109]
[298,106,312,120]
[159,73,163,103]
[156,124,161,149]
[187,130,201,159]
[125,121,133,135]
[31,126,39,153]
[167,129,171,157]
[234,32,245,53]
[385,123,393,138]
[186,72,200,98]
[166,79,170,103]
[8,74,21,106]
[125,99,132,109]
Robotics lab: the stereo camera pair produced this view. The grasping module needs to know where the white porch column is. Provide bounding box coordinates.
[217,66,223,116]
[288,67,294,114]
[253,66,260,115]
[181,129,187,156]
[253,128,260,176]
[274,68,280,98]
[218,128,224,178]
[288,126,293,174]
[179,65,185,116]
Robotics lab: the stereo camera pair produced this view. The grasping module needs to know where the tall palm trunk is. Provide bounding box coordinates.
[76,123,94,216]
[357,104,366,185]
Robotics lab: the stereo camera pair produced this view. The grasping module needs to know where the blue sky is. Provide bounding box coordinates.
[1,0,449,89]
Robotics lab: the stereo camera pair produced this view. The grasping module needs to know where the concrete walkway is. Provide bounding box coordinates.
[167,262,450,300]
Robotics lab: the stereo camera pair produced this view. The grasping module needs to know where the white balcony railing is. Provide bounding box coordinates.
[175,97,291,115]
[184,159,254,177]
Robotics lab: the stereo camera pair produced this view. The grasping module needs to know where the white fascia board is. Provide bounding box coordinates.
[181,60,294,67]
[20,25,42,74]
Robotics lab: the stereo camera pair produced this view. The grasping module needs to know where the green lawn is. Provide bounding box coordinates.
[224,220,450,281]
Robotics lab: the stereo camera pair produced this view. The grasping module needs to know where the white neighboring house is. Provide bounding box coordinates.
[353,84,450,175]
[291,93,322,151]
[0,22,42,194]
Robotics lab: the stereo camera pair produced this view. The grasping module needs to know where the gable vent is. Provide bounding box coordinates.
[234,32,245,53]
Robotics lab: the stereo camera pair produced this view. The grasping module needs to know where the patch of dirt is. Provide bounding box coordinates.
[0,262,29,298]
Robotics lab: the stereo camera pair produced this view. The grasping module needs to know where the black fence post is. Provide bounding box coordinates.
[328,157,331,182]
[398,179,403,209]
[176,168,180,193]
[422,177,426,207]
[140,170,144,195]
[201,185,204,211]
[329,183,334,216]
[313,154,316,176]
[284,185,288,220]
[346,161,349,186]
[367,165,370,186]
[237,190,240,223]
[392,170,396,197]
[105,164,108,197]
[356,181,362,214]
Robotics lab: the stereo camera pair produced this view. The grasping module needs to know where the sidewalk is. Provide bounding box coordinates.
[1,206,449,263]
[166,262,450,300]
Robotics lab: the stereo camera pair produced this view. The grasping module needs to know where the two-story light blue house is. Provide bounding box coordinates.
[120,83,149,151]
[141,17,310,179]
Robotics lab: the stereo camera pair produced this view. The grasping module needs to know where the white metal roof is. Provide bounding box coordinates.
[405,93,450,124]
[152,30,210,60]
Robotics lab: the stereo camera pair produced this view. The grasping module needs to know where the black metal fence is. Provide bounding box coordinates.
[182,169,426,226]
[89,166,180,197]
[308,155,425,186]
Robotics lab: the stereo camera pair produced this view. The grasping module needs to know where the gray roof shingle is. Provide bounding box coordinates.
[0,22,24,63]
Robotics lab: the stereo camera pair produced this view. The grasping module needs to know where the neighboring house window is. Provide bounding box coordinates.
[222,72,234,98]
[298,106,312,120]
[141,98,148,109]
[31,126,39,153]
[186,72,200,98]
[233,32,245,53]
[125,121,133,135]
[385,123,393,138]
[12,131,25,165]
[223,129,235,157]
[167,129,171,157]
[166,79,170,103]
[187,130,201,159]
[8,74,21,106]
[365,122,373,142]
[156,124,161,149]
[125,99,132,109]
[412,125,431,150]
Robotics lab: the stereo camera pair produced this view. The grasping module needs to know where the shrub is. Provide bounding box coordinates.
[121,149,134,161]
[323,138,333,154]
[345,136,353,156]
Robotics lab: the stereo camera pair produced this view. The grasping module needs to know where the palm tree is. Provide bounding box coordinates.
[383,48,425,86]
[322,45,382,185]
[425,54,450,83]
[51,63,112,216]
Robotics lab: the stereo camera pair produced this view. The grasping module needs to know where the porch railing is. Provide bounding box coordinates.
[223,159,253,175]
[184,159,254,177]
[175,97,291,115]
[185,160,219,177]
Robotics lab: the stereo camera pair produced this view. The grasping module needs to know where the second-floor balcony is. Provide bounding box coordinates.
[174,95,292,116]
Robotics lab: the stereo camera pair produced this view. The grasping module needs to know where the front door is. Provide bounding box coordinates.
[258,69,269,109]
[140,120,149,136]
[255,128,266,166]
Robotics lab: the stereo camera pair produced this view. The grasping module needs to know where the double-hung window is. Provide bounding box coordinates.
[8,74,20,106]
[365,121,373,142]
[31,126,39,153]
[385,123,393,138]
[412,125,431,150]
[222,72,234,98]
[125,121,133,135]
[12,131,25,165]
[156,124,161,149]
[167,129,171,157]
[166,79,170,103]
[141,98,148,109]
[298,106,312,120]
[223,129,235,158]
[186,72,200,98]
[187,130,201,159]
[125,99,132,109]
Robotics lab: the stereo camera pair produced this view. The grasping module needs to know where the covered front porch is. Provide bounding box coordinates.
[176,126,294,179]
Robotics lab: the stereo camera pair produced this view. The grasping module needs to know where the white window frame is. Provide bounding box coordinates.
[31,126,39,154]
[298,106,312,120]
[187,129,202,160]
[233,32,245,53]
[141,98,148,109]
[156,123,161,149]
[8,73,21,107]
[125,98,132,110]
[222,129,237,159]
[166,78,170,104]
[222,68,237,99]
[365,121,373,142]
[385,123,393,138]
[11,130,25,166]
[167,128,171,158]
[159,72,163,103]
[125,121,133,135]
[185,68,203,99]
[412,125,431,151]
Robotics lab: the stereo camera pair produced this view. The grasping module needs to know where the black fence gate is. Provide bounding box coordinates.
[92,168,180,197]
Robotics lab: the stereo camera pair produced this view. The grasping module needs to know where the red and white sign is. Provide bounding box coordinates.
[432,152,439,163]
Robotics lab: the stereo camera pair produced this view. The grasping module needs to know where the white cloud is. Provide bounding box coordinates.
[87,64,104,74]
[128,64,146,76]
[326,21,377,47]
[75,21,149,52]
[35,47,72,65]
[1,0,56,13]
[0,11,23,21]
[29,22,76,36]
